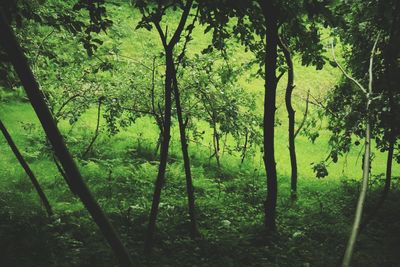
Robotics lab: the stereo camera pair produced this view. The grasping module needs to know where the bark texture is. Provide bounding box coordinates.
[261,1,279,231]
[278,36,298,200]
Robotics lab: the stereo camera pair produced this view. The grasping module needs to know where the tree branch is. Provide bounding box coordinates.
[331,40,367,94]
[294,90,310,138]
[168,0,194,48]
[368,32,381,95]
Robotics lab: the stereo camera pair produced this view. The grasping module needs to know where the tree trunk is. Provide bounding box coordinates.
[241,129,249,164]
[262,1,279,231]
[145,48,174,252]
[0,119,53,217]
[145,0,193,252]
[278,37,297,200]
[341,33,380,267]
[171,65,199,239]
[358,1,400,231]
[383,135,394,196]
[0,12,134,267]
[53,155,76,195]
[342,120,371,267]
[360,132,394,231]
[154,131,162,156]
[212,124,221,169]
[82,97,102,158]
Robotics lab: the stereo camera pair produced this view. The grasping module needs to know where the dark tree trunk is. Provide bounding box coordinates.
[278,37,297,200]
[383,137,394,201]
[0,12,134,267]
[261,1,279,231]
[145,1,193,251]
[145,48,174,252]
[171,65,199,239]
[0,119,53,217]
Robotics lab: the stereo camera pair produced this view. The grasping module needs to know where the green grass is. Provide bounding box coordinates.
[100,4,397,180]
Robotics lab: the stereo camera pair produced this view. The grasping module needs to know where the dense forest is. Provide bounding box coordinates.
[0,0,399,266]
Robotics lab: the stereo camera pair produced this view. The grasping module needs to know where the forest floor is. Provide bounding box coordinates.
[0,101,399,267]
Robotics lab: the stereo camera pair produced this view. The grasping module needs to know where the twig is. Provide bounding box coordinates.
[294,90,310,138]
[331,40,367,94]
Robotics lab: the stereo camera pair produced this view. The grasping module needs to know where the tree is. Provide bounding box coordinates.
[196,0,279,231]
[0,9,134,267]
[359,0,400,230]
[258,0,279,231]
[171,6,200,239]
[331,33,381,267]
[276,0,329,199]
[0,119,53,217]
[325,0,400,264]
[134,0,196,251]
[325,0,400,218]
[197,0,330,228]
[278,37,299,200]
[182,50,261,169]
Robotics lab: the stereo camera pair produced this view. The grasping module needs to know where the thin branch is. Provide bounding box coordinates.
[331,40,367,94]
[300,92,338,119]
[150,57,157,116]
[122,106,157,117]
[176,7,199,72]
[82,98,103,158]
[368,32,381,95]
[294,90,310,138]
[34,28,55,64]
[154,21,168,49]
[276,70,285,83]
[168,0,194,48]
[54,93,82,120]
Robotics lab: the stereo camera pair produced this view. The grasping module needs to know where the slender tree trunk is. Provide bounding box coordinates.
[341,33,380,267]
[278,37,297,200]
[154,130,162,156]
[262,1,279,231]
[145,48,174,252]
[342,119,371,267]
[241,129,249,164]
[150,57,163,157]
[171,65,199,239]
[383,136,394,201]
[0,12,134,267]
[145,1,193,251]
[0,119,53,217]
[359,3,400,231]
[82,97,102,158]
[222,134,228,157]
[212,124,221,169]
[360,131,394,231]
